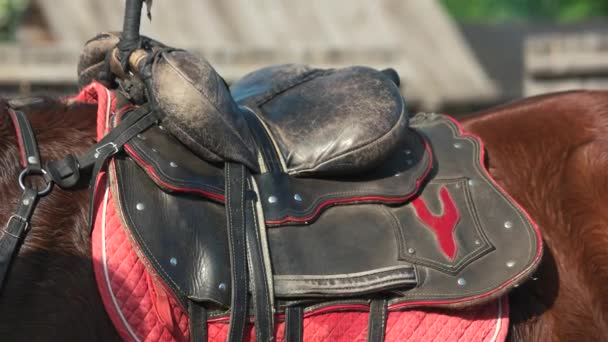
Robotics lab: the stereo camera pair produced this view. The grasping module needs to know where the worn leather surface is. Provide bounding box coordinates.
[231,64,408,176]
[148,49,259,171]
[111,113,541,315]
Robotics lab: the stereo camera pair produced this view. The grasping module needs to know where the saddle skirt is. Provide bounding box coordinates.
[79,58,541,341]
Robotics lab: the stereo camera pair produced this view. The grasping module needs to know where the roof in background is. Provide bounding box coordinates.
[459,20,608,101]
[1,0,497,110]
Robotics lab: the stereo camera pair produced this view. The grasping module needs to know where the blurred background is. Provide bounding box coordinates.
[0,0,607,114]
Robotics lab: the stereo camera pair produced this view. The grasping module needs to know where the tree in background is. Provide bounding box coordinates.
[442,0,608,22]
[0,0,28,41]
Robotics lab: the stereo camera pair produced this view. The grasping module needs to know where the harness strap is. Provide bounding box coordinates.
[225,162,249,341]
[0,188,38,290]
[367,299,388,342]
[285,306,303,342]
[46,105,155,189]
[244,180,274,341]
[188,301,208,342]
[7,110,42,174]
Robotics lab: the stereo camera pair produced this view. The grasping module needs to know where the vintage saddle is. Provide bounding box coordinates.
[77,46,542,341]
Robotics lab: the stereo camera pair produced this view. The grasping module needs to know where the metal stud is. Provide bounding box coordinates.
[407,247,416,254]
[404,149,412,155]
[513,283,520,288]
[474,239,481,245]
[455,183,461,189]
[395,173,401,177]
[169,257,178,266]
[137,134,146,140]
[293,194,303,202]
[453,142,462,149]
[532,277,538,281]
[169,161,178,168]
[506,260,516,268]
[218,283,227,291]
[136,203,145,211]
[151,148,158,153]
[268,195,278,204]
[457,278,467,286]
[468,179,475,186]
[94,152,100,159]
[22,199,30,206]
[504,221,513,229]
[158,125,165,131]
[27,156,38,164]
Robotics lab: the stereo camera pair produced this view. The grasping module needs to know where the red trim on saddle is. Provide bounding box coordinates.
[122,126,435,226]
[265,132,434,226]
[411,186,460,260]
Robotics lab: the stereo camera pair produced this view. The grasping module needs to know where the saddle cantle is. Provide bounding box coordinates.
[91,48,542,341]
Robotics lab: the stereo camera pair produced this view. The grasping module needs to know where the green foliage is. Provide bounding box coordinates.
[441,0,608,23]
[0,0,29,41]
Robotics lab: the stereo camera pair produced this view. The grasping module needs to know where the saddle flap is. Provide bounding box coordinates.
[231,64,408,176]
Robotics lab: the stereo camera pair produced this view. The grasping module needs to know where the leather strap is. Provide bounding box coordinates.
[188,301,208,342]
[46,105,155,189]
[225,163,249,341]
[367,299,388,342]
[7,109,42,173]
[244,182,274,341]
[0,188,38,290]
[285,306,303,342]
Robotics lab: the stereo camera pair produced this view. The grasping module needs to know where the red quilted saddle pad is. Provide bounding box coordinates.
[79,83,510,342]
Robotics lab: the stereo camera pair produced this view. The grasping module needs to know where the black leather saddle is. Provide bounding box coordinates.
[103,49,542,341]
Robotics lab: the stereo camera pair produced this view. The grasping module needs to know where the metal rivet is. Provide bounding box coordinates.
[94,152,100,159]
[151,148,158,153]
[169,161,178,168]
[532,277,538,281]
[455,183,461,189]
[404,149,412,155]
[395,173,401,177]
[453,142,462,149]
[506,260,516,268]
[268,195,278,204]
[474,239,481,245]
[218,283,227,291]
[22,199,30,206]
[513,283,520,288]
[504,221,513,229]
[27,156,38,164]
[169,257,177,266]
[158,125,165,131]
[407,247,416,254]
[468,179,475,186]
[293,194,302,202]
[457,278,466,286]
[137,134,146,140]
[136,203,145,211]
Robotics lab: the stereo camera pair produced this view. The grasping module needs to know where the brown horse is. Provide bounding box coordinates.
[0,90,606,341]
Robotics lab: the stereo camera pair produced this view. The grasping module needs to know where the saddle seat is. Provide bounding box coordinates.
[148,50,408,176]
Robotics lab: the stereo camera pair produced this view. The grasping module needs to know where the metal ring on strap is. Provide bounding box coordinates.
[18,168,53,197]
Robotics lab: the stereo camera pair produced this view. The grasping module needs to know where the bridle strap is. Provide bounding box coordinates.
[0,109,49,292]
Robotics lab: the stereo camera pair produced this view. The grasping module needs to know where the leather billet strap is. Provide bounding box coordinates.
[367,299,388,342]
[224,162,274,342]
